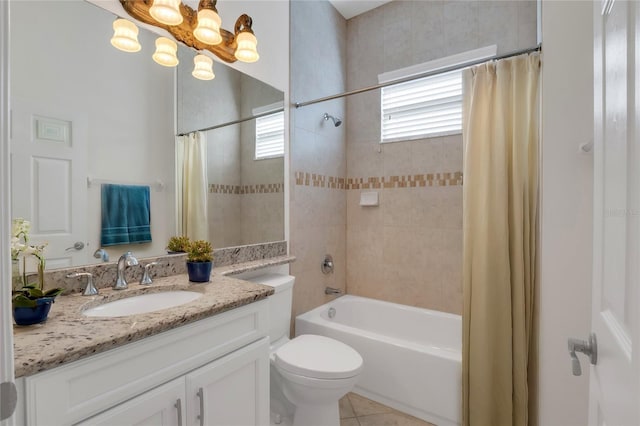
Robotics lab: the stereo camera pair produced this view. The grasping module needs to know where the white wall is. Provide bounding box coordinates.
[539,1,593,424]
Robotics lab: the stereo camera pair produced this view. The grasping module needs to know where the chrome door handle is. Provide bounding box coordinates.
[196,387,204,426]
[65,241,85,251]
[175,398,183,426]
[0,382,17,420]
[568,332,598,376]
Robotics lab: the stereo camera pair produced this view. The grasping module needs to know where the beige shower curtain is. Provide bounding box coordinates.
[176,131,208,241]
[462,52,540,426]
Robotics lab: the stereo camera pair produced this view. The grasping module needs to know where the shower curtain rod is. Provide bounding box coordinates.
[176,107,285,137]
[293,44,542,109]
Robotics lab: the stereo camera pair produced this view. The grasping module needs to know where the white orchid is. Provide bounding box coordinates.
[11,218,48,289]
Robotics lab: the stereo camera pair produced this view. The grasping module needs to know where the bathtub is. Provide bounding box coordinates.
[295,295,461,426]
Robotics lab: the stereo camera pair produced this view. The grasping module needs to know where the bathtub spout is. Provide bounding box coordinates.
[325,287,343,296]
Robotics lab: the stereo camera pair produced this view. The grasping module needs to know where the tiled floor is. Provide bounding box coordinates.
[340,393,436,426]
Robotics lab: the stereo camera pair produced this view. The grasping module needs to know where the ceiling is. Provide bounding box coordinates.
[328,0,394,20]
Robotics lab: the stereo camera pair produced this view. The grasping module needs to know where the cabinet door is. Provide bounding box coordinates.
[186,337,269,426]
[76,378,186,426]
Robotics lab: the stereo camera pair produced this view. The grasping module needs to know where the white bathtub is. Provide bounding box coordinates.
[295,295,461,426]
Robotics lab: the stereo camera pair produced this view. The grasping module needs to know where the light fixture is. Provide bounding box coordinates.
[110,18,141,53]
[118,0,259,64]
[149,0,183,26]
[152,37,179,67]
[192,54,215,80]
[194,0,222,45]
[234,15,259,63]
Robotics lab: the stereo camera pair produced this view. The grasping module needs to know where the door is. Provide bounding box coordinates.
[75,378,186,426]
[185,337,269,426]
[10,98,88,269]
[589,1,640,424]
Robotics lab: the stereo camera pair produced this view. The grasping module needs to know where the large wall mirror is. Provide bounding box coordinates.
[9,0,284,270]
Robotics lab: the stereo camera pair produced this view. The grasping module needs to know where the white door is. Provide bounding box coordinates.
[185,337,269,426]
[75,377,186,426]
[10,98,88,269]
[589,1,640,425]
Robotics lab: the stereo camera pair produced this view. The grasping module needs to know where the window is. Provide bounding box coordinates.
[255,110,285,160]
[380,69,462,143]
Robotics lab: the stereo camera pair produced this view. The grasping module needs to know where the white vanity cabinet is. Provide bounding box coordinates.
[16,300,270,426]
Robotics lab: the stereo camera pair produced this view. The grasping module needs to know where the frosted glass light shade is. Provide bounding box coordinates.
[194,9,222,45]
[149,0,183,26]
[152,37,179,67]
[110,19,141,53]
[192,54,215,80]
[234,31,259,63]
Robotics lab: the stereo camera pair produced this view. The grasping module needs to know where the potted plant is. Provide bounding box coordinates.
[186,240,214,283]
[11,218,63,325]
[167,235,190,254]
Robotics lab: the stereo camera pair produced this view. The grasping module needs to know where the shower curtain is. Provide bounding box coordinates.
[175,131,208,241]
[461,52,540,426]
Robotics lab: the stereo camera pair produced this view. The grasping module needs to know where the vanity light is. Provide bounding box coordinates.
[152,37,179,67]
[110,18,141,53]
[194,4,222,45]
[234,16,259,63]
[118,0,259,64]
[192,54,215,80]
[149,0,183,26]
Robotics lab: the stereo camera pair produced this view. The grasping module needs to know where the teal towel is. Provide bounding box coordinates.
[101,184,152,246]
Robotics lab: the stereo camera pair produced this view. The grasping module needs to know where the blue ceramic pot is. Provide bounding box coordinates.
[187,261,213,283]
[13,297,55,326]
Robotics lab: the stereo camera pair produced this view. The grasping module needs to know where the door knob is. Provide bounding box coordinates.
[65,241,85,251]
[568,332,598,376]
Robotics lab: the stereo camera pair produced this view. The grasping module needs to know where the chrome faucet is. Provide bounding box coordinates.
[325,286,343,296]
[114,251,139,290]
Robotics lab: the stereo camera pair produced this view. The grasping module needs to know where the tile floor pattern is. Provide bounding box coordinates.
[340,393,436,426]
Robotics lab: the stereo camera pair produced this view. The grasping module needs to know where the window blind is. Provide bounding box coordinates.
[255,111,285,160]
[381,69,462,143]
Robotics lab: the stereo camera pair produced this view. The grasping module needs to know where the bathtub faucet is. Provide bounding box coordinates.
[325,287,343,296]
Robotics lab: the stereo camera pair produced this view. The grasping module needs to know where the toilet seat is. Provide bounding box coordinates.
[274,334,363,380]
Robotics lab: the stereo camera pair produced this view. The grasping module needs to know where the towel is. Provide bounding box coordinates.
[100,184,152,246]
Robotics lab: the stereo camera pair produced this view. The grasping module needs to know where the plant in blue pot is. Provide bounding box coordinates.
[11,218,63,326]
[186,239,214,283]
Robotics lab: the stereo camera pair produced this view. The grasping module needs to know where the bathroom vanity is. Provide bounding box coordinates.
[10,259,293,426]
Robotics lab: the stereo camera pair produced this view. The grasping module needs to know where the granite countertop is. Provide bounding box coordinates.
[13,255,295,378]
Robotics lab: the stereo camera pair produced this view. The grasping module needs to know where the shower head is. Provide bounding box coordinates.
[323,112,342,127]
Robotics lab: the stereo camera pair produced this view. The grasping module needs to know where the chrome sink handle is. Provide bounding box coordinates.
[140,262,158,286]
[67,272,98,296]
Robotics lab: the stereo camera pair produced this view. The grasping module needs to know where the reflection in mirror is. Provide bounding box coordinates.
[177,47,285,249]
[10,0,175,270]
[9,0,284,271]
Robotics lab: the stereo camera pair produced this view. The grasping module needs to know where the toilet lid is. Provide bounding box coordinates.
[274,334,363,379]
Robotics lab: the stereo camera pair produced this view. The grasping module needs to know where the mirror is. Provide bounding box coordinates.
[9,0,284,270]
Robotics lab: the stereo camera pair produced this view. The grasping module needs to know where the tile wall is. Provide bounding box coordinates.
[290,0,347,319]
[290,0,538,317]
[344,1,537,314]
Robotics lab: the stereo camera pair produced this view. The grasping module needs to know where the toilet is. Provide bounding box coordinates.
[246,273,363,426]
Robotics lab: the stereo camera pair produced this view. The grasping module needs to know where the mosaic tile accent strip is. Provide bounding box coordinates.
[209,182,284,194]
[294,171,463,189]
[294,171,346,189]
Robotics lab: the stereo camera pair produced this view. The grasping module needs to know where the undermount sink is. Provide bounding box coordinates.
[82,291,202,318]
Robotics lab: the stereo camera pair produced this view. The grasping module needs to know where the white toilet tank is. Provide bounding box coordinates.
[243,273,295,344]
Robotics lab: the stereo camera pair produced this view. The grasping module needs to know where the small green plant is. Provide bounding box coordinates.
[12,285,63,308]
[187,240,214,263]
[167,235,190,253]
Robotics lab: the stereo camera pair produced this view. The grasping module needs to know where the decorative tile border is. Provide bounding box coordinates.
[209,182,284,194]
[294,172,346,189]
[294,171,463,189]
